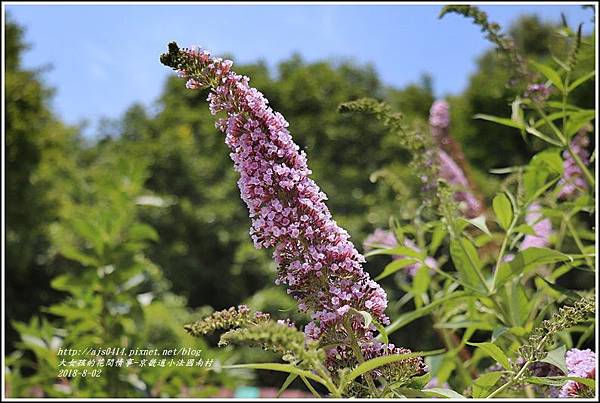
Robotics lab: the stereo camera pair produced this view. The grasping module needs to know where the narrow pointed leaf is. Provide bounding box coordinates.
[343,349,445,385]
[467,342,511,370]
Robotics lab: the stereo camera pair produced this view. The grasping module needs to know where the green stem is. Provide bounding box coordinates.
[343,319,379,397]
[300,376,321,398]
[562,74,569,134]
[491,236,510,289]
[548,215,568,274]
[561,72,595,189]
[565,216,593,267]
[491,207,521,293]
[532,104,566,144]
[486,332,551,398]
[457,237,490,294]
[432,311,474,386]
[486,361,531,399]
[488,296,511,327]
[315,365,340,397]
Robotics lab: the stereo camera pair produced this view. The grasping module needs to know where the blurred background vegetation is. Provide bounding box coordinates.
[4,10,595,397]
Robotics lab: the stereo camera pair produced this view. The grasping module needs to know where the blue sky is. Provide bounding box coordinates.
[6,3,594,135]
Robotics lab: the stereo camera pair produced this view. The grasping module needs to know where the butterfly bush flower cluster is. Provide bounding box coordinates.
[558,133,591,199]
[524,83,552,103]
[429,100,451,140]
[437,150,482,218]
[504,203,553,263]
[520,203,553,250]
[428,100,482,218]
[559,348,596,398]
[363,229,438,277]
[160,43,425,376]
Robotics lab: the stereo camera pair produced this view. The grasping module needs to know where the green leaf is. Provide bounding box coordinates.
[58,244,99,267]
[545,101,582,111]
[412,265,431,296]
[365,245,424,259]
[222,363,329,389]
[474,233,493,248]
[45,302,97,320]
[429,224,447,255]
[524,150,559,201]
[466,342,511,371]
[531,60,564,92]
[343,349,445,385]
[459,215,491,236]
[384,292,470,335]
[514,224,536,235]
[530,149,564,175]
[394,387,429,397]
[70,216,104,255]
[536,277,581,302]
[525,376,596,389]
[432,356,456,385]
[489,166,523,174]
[373,318,389,344]
[507,281,530,327]
[472,371,504,398]
[128,223,159,242]
[493,193,513,230]
[533,111,571,129]
[356,310,372,329]
[375,258,420,280]
[565,109,595,138]
[405,372,432,389]
[491,326,508,342]
[525,126,563,146]
[508,326,528,337]
[450,238,486,291]
[474,114,524,130]
[422,388,466,399]
[300,376,321,398]
[540,345,568,374]
[21,334,47,350]
[552,55,571,71]
[567,70,595,92]
[50,274,74,292]
[494,248,573,287]
[435,321,494,331]
[533,110,593,134]
[277,373,298,397]
[524,175,561,205]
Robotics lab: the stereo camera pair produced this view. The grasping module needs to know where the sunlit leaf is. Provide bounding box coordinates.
[343,349,445,385]
[474,114,524,130]
[540,345,568,374]
[530,61,564,92]
[466,342,511,370]
[472,371,504,398]
[567,70,595,92]
[493,193,513,230]
[422,388,467,399]
[495,248,573,287]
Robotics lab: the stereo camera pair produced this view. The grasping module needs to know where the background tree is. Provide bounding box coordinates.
[5,16,80,349]
[449,15,595,174]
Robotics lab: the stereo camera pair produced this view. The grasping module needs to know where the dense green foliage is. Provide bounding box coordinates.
[5,18,80,348]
